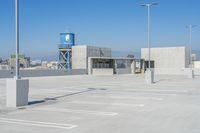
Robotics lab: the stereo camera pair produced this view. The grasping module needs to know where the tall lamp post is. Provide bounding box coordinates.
[15,0,20,79]
[185,24,197,79]
[6,0,29,107]
[186,25,197,68]
[141,3,157,84]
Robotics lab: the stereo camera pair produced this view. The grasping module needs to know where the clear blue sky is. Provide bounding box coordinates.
[0,0,199,59]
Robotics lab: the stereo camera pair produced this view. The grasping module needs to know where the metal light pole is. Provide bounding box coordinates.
[141,3,157,70]
[15,0,20,79]
[141,3,157,84]
[6,0,29,107]
[186,25,197,68]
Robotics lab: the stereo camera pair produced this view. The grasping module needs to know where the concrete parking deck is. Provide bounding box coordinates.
[0,74,200,133]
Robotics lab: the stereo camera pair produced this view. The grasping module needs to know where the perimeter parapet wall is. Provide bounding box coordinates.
[0,69,87,78]
[153,68,200,75]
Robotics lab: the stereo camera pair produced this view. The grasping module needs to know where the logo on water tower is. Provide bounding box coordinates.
[65,34,70,42]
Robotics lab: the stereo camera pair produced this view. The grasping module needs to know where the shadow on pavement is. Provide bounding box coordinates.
[28,88,104,106]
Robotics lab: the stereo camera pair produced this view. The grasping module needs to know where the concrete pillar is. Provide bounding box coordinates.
[145,69,154,84]
[131,61,136,74]
[114,59,117,74]
[187,68,194,79]
[88,57,93,75]
[6,79,29,107]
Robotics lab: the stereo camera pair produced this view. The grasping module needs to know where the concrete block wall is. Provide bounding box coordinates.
[194,61,200,68]
[72,45,111,69]
[153,68,186,75]
[153,68,200,76]
[87,46,111,57]
[0,69,87,78]
[116,68,132,74]
[72,46,88,69]
[92,68,113,76]
[194,68,200,76]
[141,47,190,69]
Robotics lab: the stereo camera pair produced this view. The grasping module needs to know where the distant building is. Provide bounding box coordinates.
[47,61,59,69]
[192,53,197,62]
[9,54,30,69]
[0,58,10,70]
[0,65,9,70]
[30,60,42,67]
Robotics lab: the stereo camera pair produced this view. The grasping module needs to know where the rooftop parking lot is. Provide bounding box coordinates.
[0,74,200,133]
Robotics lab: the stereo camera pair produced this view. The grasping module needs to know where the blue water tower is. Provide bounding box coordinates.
[58,33,75,69]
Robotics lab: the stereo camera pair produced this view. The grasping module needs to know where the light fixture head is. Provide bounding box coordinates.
[140,3,158,7]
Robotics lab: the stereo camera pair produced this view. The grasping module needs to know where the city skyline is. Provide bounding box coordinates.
[0,0,199,59]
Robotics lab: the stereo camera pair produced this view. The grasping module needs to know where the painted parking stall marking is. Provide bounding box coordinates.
[0,118,77,129]
[71,101,145,107]
[33,108,118,116]
[90,95,163,101]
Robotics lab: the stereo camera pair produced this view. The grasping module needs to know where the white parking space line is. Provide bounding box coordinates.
[71,101,144,107]
[103,91,178,96]
[33,108,118,116]
[106,89,185,93]
[90,95,163,101]
[0,118,77,129]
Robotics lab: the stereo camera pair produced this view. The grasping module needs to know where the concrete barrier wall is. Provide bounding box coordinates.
[92,68,113,76]
[0,69,87,78]
[154,68,200,75]
[1,68,198,78]
[116,68,132,74]
[194,68,200,76]
[154,68,185,75]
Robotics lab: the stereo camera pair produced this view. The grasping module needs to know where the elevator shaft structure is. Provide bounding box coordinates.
[58,33,75,69]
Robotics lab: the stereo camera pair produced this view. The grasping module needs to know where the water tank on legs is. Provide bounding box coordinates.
[58,33,75,69]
